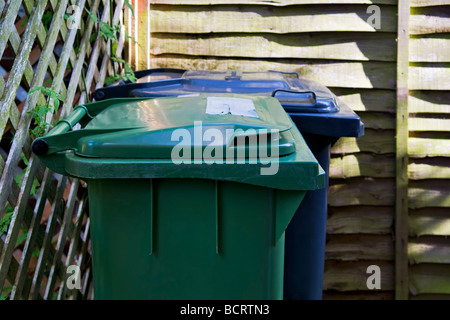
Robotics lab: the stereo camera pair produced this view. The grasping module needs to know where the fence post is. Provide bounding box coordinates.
[395,0,410,301]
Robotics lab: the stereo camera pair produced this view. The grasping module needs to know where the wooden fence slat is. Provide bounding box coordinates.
[330,153,395,178]
[328,178,395,207]
[409,208,450,236]
[409,117,450,132]
[410,37,450,62]
[409,91,450,113]
[410,264,450,295]
[411,0,450,6]
[150,56,397,89]
[410,8,450,35]
[408,137,450,157]
[326,234,394,261]
[330,129,395,155]
[409,158,450,179]
[323,260,394,292]
[150,33,397,61]
[409,180,450,208]
[332,89,396,113]
[149,4,398,33]
[409,65,450,90]
[358,112,396,130]
[327,206,394,235]
[409,238,450,265]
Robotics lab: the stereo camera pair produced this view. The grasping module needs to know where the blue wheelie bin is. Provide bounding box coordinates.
[93,69,364,300]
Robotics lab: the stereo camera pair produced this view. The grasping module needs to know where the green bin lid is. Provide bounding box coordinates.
[76,94,296,159]
[33,94,326,190]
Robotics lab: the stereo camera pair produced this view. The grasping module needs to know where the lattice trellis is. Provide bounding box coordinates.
[0,0,128,300]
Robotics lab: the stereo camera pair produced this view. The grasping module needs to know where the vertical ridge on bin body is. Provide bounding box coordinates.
[215,179,220,255]
[149,178,154,256]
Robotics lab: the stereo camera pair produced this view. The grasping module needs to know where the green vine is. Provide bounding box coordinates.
[27,82,63,138]
[28,3,138,138]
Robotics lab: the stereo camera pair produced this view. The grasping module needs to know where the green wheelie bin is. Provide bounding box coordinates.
[32,93,325,299]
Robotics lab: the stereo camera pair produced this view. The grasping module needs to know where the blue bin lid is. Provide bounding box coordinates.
[93,69,364,138]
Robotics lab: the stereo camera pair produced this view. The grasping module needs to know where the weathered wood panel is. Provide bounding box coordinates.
[150,33,397,61]
[409,158,450,179]
[327,206,394,234]
[150,56,397,89]
[409,208,450,236]
[410,6,450,35]
[323,260,394,291]
[409,180,450,208]
[409,65,450,90]
[410,264,450,295]
[332,88,396,113]
[410,36,450,62]
[408,137,450,157]
[409,116,450,131]
[326,235,394,260]
[409,238,450,264]
[359,112,395,130]
[330,153,395,178]
[409,91,450,113]
[330,129,395,155]
[150,4,398,33]
[328,178,395,207]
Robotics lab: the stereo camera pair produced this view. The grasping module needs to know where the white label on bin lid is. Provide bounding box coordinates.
[206,97,259,118]
[177,93,200,98]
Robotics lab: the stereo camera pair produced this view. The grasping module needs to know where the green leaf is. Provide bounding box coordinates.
[31,178,41,196]
[111,56,125,64]
[43,78,52,87]
[85,8,98,23]
[15,230,28,246]
[53,99,60,113]
[32,248,40,258]
[27,87,44,95]
[104,75,121,85]
[124,0,135,18]
[0,211,14,236]
[20,17,29,28]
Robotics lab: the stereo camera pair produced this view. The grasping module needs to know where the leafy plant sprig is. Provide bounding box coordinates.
[27,84,63,138]
[85,3,140,86]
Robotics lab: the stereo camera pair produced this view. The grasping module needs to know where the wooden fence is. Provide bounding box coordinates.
[1,0,448,301]
[129,0,450,299]
[0,0,128,299]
